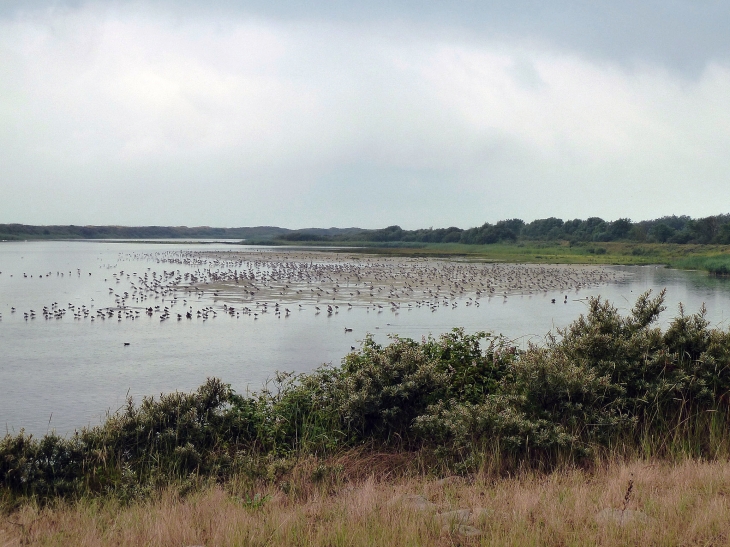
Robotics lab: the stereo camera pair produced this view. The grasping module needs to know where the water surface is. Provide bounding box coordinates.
[1,240,729,436]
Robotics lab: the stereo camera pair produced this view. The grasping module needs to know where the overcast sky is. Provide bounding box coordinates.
[1,1,729,229]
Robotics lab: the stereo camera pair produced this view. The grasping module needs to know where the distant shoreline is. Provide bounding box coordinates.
[2,236,730,274]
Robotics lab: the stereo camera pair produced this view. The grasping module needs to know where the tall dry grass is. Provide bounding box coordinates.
[2,458,730,546]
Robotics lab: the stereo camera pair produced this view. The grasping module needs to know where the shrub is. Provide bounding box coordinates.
[4,291,730,502]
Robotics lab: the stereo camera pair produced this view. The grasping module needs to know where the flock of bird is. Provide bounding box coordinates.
[140,250,625,310]
[1,250,628,325]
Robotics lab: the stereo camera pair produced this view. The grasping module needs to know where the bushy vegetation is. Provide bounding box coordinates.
[3,291,730,504]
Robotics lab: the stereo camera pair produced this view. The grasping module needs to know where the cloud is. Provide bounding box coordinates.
[6,1,727,72]
[1,2,729,228]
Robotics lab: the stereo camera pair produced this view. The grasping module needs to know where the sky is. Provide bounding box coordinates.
[1,1,730,229]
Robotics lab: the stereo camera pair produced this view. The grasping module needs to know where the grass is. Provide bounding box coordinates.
[3,458,730,546]
[672,254,730,276]
[302,240,730,269]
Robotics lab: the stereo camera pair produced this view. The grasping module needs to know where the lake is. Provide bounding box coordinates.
[2,240,729,437]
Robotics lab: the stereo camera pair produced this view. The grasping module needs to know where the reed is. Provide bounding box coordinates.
[672,254,730,275]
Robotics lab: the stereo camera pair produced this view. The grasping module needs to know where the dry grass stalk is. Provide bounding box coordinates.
[621,473,634,515]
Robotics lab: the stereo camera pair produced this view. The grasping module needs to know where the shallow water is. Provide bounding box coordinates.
[1,240,729,437]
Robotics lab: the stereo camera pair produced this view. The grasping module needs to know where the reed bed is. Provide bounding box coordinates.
[673,254,730,276]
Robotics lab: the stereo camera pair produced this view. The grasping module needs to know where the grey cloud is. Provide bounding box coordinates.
[3,0,729,74]
[1,2,729,228]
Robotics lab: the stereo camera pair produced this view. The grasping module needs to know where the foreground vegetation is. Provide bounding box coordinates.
[4,290,730,543]
[2,459,729,546]
[4,290,730,507]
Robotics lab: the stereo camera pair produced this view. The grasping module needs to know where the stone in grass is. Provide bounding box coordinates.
[433,476,464,488]
[595,508,654,526]
[435,509,472,525]
[441,523,483,537]
[437,508,488,537]
[436,507,490,525]
[469,507,490,522]
[389,494,438,511]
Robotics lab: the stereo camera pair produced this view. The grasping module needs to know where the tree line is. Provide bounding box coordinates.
[3,214,730,244]
[282,214,730,245]
[0,224,358,241]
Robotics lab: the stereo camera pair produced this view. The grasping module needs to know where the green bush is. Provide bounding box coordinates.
[4,291,730,502]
